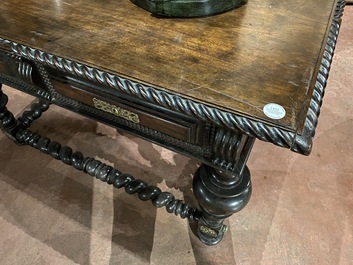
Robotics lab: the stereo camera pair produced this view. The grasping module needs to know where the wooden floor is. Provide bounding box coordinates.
[0,6,352,265]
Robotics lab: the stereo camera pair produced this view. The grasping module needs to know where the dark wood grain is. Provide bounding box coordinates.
[0,0,338,132]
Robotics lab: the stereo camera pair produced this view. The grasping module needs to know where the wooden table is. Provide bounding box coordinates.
[0,0,345,245]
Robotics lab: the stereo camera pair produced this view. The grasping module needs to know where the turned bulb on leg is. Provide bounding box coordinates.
[193,164,252,245]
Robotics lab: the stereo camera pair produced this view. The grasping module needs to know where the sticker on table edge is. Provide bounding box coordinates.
[263,103,286,120]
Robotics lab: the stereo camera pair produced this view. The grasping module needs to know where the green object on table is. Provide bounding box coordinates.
[132,0,243,17]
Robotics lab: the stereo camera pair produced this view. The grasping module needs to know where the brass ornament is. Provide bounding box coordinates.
[92,98,140,124]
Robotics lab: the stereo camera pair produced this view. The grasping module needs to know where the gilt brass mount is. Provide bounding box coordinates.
[92,98,140,124]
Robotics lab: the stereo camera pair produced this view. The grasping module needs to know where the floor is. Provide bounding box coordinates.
[0,6,352,265]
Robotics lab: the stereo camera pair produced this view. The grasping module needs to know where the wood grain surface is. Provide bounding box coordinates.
[0,0,339,132]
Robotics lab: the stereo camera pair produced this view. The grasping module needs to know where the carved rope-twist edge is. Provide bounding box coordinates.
[6,43,295,150]
[292,0,345,154]
[0,0,345,155]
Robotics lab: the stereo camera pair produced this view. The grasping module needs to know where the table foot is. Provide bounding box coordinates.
[193,164,251,245]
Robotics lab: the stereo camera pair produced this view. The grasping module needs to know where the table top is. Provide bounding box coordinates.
[0,0,344,153]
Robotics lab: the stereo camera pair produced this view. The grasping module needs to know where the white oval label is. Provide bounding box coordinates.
[263,103,286,120]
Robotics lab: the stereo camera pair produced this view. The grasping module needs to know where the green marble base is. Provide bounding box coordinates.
[132,0,243,18]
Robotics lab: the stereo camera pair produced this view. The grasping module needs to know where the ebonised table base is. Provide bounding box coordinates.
[0,83,254,245]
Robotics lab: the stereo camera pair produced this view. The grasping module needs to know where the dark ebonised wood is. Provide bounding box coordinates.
[0,0,346,246]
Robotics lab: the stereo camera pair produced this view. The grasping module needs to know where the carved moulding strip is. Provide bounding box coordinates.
[0,38,11,48]
[0,74,51,101]
[17,59,33,83]
[0,0,345,155]
[292,0,345,154]
[0,51,51,100]
[212,128,242,170]
[6,43,297,149]
[0,51,33,81]
[0,39,10,45]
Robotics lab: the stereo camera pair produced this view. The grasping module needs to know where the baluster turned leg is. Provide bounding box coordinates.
[0,83,50,143]
[0,83,20,141]
[193,131,254,245]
